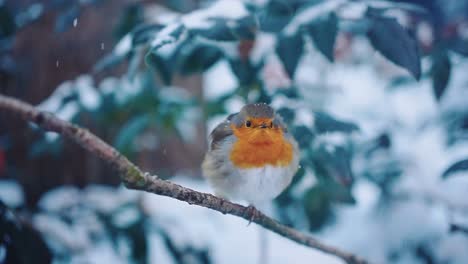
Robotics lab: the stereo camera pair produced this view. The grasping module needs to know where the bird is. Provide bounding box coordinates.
[202,103,300,214]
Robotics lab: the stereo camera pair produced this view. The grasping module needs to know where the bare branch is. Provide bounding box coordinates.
[0,94,369,264]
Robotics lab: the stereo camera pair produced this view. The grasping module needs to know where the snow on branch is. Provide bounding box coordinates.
[0,94,369,264]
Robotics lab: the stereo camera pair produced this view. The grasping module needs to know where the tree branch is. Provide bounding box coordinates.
[0,94,369,264]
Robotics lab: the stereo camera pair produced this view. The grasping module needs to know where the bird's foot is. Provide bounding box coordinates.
[245,205,260,226]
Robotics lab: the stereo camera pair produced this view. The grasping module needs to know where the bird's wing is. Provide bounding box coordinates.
[209,113,236,151]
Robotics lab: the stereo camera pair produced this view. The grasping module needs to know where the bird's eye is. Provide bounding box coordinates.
[245,120,252,127]
[270,122,274,128]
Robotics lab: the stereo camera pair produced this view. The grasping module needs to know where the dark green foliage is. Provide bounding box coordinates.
[277,107,295,124]
[442,159,468,179]
[191,16,256,41]
[366,9,421,80]
[257,0,299,33]
[0,201,52,264]
[55,4,80,32]
[176,44,224,75]
[276,33,304,79]
[302,185,333,231]
[304,12,338,62]
[292,125,315,148]
[114,4,144,40]
[311,143,354,186]
[145,52,173,85]
[313,112,359,134]
[0,5,16,38]
[229,58,261,86]
[430,50,451,100]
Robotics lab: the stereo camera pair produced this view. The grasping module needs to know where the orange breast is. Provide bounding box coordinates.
[229,125,294,169]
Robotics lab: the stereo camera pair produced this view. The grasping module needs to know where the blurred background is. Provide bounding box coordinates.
[1,0,468,263]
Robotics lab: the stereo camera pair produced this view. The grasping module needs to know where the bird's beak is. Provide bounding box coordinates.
[260,123,268,129]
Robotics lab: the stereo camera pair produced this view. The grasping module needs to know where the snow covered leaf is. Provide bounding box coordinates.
[150,24,186,52]
[442,159,468,179]
[131,24,164,46]
[366,10,421,80]
[191,16,256,41]
[313,111,359,134]
[430,50,451,100]
[276,33,304,79]
[304,12,338,62]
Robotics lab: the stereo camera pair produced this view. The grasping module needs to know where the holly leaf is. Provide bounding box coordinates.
[177,44,223,75]
[303,185,333,231]
[292,125,315,148]
[304,12,338,62]
[277,107,295,124]
[442,159,468,179]
[276,33,304,79]
[314,111,359,134]
[145,52,172,85]
[430,51,451,100]
[366,11,421,80]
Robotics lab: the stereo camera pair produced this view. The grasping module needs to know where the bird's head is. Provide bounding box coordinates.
[230,103,286,145]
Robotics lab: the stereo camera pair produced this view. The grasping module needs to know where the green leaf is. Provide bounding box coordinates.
[292,125,315,148]
[311,143,354,186]
[191,19,238,41]
[0,201,52,264]
[113,4,144,40]
[257,0,296,33]
[132,24,164,46]
[430,51,451,100]
[304,12,338,62]
[145,52,172,85]
[0,5,16,37]
[303,185,333,231]
[277,107,295,124]
[177,44,223,75]
[322,180,356,204]
[114,114,152,154]
[276,33,304,79]
[314,111,359,134]
[229,58,259,86]
[366,11,421,80]
[442,159,468,179]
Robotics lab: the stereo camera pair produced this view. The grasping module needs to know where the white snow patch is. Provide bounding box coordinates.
[0,180,24,208]
[284,0,345,36]
[182,0,249,30]
[114,34,132,56]
[203,60,238,100]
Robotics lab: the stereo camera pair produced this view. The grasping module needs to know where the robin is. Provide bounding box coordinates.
[202,103,300,212]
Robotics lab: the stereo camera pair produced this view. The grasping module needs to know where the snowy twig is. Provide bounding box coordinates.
[0,94,369,264]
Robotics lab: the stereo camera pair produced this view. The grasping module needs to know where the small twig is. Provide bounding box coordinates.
[0,94,369,264]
